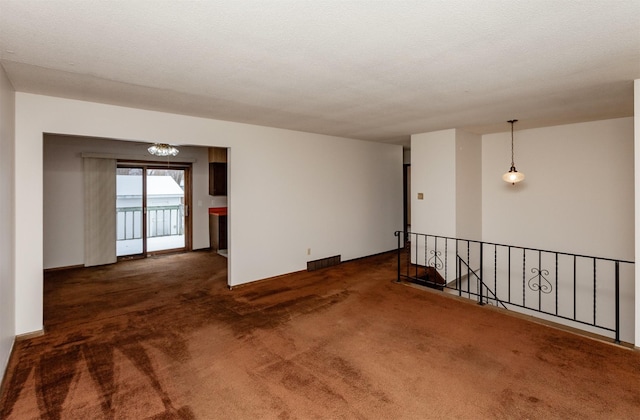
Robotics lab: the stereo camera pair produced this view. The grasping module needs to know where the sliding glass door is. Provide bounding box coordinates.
[146,168,186,252]
[116,167,144,256]
[116,164,191,258]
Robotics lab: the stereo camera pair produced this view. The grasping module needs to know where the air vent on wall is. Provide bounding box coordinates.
[307,255,341,271]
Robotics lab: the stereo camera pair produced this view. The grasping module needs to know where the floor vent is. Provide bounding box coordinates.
[307,255,341,271]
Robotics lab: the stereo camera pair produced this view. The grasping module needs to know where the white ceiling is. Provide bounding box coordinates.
[1,1,639,147]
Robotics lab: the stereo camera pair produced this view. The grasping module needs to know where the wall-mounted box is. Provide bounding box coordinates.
[209,147,227,196]
[209,162,227,196]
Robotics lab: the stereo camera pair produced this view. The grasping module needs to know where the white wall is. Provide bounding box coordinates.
[229,127,402,278]
[455,130,482,240]
[483,118,635,343]
[635,79,640,346]
[411,118,635,342]
[0,66,16,382]
[482,118,634,260]
[411,128,482,240]
[411,129,457,237]
[15,93,403,334]
[43,135,210,269]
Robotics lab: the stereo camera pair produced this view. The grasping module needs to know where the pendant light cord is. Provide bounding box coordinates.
[508,119,518,167]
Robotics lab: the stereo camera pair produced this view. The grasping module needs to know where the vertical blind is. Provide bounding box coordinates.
[83,157,117,266]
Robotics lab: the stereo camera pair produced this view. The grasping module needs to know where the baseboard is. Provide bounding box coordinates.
[44,264,84,273]
[15,329,45,341]
[228,249,396,290]
[227,269,306,290]
[45,249,221,273]
[192,247,213,252]
[1,328,46,400]
[0,337,16,403]
[1,329,45,395]
[342,248,397,263]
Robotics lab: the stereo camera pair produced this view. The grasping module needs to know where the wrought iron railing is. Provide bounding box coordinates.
[117,205,184,240]
[395,231,634,344]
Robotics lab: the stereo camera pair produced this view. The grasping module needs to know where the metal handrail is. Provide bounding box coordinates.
[395,231,633,264]
[457,256,507,309]
[395,231,634,344]
[117,205,184,240]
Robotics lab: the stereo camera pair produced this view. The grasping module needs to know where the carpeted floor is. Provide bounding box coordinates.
[1,251,639,419]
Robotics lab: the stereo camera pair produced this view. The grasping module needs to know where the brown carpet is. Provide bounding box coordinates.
[1,251,639,419]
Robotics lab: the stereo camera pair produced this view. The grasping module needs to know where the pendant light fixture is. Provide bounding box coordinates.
[148,143,179,157]
[502,119,525,185]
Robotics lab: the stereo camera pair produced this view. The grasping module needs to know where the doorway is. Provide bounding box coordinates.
[403,163,411,242]
[116,163,192,258]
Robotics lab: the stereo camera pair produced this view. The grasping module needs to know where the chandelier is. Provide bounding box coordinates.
[148,143,179,157]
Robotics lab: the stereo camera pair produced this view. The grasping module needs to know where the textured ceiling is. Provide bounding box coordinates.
[1,1,639,147]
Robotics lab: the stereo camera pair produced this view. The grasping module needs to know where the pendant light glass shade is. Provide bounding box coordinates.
[148,143,179,157]
[502,166,525,184]
[503,120,524,185]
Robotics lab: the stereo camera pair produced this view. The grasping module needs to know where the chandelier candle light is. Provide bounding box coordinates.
[148,143,179,157]
[502,119,525,185]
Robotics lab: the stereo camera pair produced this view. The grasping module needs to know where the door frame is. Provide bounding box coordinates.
[403,163,410,243]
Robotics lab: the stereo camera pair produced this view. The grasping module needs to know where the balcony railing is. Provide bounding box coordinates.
[117,205,184,240]
[395,231,634,344]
